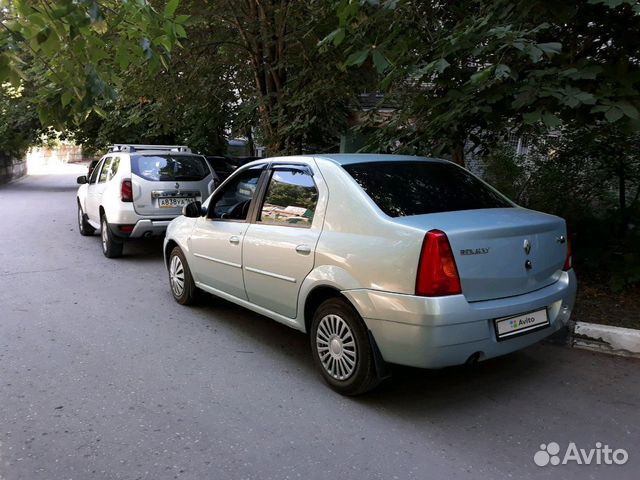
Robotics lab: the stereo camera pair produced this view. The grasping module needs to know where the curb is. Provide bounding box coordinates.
[572,321,640,359]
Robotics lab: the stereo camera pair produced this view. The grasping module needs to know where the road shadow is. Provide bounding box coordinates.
[121,237,165,260]
[186,290,555,413]
[0,181,79,193]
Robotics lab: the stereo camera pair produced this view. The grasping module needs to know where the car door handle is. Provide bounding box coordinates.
[295,244,311,255]
[229,235,241,245]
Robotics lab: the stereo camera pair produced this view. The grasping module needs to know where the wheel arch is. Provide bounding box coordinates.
[303,285,347,334]
[164,239,179,270]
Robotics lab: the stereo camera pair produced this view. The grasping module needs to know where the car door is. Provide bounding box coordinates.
[242,165,322,318]
[85,157,109,223]
[188,166,266,300]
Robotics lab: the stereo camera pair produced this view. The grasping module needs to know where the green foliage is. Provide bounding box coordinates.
[0,81,41,158]
[0,0,187,126]
[483,123,640,291]
[328,0,640,163]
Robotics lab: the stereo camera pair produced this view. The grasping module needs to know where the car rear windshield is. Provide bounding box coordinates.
[343,161,512,217]
[131,154,210,182]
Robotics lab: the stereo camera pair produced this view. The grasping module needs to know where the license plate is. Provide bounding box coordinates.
[494,308,549,341]
[158,197,192,208]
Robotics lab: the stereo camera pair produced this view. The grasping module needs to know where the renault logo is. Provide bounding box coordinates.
[175,182,180,190]
[523,239,531,255]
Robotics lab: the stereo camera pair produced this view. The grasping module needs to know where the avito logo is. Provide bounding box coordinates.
[534,442,629,467]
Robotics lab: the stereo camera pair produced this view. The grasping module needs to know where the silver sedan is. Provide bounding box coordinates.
[163,154,577,395]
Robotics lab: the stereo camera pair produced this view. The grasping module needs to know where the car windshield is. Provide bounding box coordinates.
[131,154,210,182]
[343,161,513,217]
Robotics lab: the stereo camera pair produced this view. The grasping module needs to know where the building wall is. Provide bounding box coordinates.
[0,155,27,185]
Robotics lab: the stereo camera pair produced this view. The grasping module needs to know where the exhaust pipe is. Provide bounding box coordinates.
[465,351,482,365]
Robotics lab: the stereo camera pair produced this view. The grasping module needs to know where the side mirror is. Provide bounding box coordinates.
[182,201,205,218]
[77,175,87,184]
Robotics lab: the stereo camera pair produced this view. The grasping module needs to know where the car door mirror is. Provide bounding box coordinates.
[183,201,205,218]
[77,175,88,184]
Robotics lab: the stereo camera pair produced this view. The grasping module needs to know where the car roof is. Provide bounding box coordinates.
[307,153,446,166]
[117,150,202,156]
[237,153,451,171]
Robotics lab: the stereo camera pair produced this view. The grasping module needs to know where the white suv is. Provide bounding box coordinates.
[76,144,217,258]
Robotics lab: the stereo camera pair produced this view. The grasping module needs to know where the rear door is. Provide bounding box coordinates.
[242,165,322,318]
[189,166,266,300]
[131,153,214,217]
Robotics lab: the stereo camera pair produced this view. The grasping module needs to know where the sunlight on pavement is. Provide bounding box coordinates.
[27,159,88,176]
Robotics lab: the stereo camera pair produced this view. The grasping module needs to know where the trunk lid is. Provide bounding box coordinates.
[130,153,215,217]
[394,208,568,302]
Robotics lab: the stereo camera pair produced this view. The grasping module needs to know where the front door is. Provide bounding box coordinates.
[86,157,109,224]
[243,167,322,318]
[189,167,265,300]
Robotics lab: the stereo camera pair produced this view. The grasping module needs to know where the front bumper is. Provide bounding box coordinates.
[343,270,577,369]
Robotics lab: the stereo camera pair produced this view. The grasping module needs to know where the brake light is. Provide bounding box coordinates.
[563,236,572,271]
[121,179,133,202]
[416,230,462,296]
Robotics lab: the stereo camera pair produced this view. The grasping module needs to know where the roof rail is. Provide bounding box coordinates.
[108,144,192,153]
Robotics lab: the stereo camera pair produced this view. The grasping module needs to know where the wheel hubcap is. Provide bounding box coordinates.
[101,220,108,251]
[169,255,185,297]
[316,314,357,381]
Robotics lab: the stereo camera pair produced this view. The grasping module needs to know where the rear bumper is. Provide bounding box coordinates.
[110,219,173,238]
[129,219,172,238]
[343,270,577,369]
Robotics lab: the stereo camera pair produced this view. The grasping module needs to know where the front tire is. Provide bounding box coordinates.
[101,215,123,258]
[168,246,198,305]
[77,203,95,236]
[310,298,380,395]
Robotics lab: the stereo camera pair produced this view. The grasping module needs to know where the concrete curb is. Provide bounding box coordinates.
[572,321,640,359]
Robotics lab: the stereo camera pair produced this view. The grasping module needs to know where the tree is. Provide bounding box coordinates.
[328,0,640,165]
[0,0,186,126]
[210,0,357,154]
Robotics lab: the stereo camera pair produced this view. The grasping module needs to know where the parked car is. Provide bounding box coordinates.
[76,144,218,258]
[204,155,262,183]
[163,154,576,395]
[87,159,100,178]
[204,156,238,183]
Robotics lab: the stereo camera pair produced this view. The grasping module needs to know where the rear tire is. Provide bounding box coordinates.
[168,246,198,305]
[77,203,95,236]
[310,298,381,395]
[101,214,123,258]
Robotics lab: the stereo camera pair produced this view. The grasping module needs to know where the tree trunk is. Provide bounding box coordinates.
[451,142,465,167]
[618,163,628,236]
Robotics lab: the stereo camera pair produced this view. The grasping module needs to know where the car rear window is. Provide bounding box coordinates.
[131,154,210,182]
[343,161,512,217]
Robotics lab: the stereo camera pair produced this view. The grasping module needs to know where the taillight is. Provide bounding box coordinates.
[416,230,462,297]
[121,179,133,202]
[563,236,572,271]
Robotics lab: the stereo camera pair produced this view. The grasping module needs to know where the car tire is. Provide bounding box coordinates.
[168,246,198,305]
[310,297,381,395]
[101,214,123,258]
[77,203,95,236]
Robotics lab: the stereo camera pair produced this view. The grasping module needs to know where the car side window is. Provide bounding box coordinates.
[209,168,264,221]
[105,156,120,181]
[98,157,113,184]
[89,158,105,184]
[258,169,318,228]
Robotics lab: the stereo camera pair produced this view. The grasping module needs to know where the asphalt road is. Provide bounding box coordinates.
[1,167,639,480]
